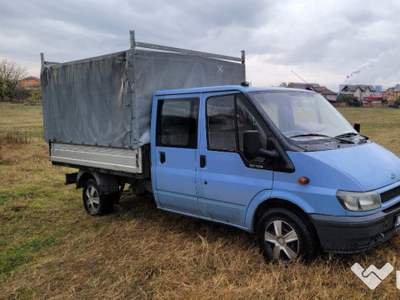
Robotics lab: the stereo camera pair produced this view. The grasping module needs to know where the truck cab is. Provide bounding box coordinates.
[151,85,400,263]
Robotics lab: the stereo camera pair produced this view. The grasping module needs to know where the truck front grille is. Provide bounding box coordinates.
[381,185,400,203]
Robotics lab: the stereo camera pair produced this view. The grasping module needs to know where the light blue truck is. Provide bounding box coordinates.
[41,32,400,263]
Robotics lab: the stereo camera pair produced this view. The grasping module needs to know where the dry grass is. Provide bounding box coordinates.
[337,106,400,157]
[1,102,400,299]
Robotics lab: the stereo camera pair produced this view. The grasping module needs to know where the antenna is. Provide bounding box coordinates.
[291,70,317,92]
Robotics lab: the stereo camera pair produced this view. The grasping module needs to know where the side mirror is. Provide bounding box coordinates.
[354,123,360,133]
[243,130,279,160]
[243,130,260,159]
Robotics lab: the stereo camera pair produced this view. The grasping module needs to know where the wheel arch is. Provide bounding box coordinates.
[248,197,320,249]
[77,170,119,194]
[76,171,94,189]
[253,199,312,230]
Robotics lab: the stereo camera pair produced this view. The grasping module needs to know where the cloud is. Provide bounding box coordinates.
[1,0,400,91]
[345,50,400,87]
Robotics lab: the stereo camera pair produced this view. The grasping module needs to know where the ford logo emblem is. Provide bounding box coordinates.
[390,173,396,180]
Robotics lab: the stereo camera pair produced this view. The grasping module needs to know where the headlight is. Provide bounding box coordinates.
[336,190,381,212]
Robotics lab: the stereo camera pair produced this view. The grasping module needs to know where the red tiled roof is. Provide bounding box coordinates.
[289,83,337,96]
[22,76,40,81]
[364,94,382,100]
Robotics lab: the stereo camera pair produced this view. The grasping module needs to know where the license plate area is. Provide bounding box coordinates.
[395,214,400,228]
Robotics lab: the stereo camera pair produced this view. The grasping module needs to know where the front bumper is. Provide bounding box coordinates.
[310,203,400,253]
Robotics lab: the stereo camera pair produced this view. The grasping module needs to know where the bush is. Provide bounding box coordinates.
[337,94,361,107]
[24,85,42,106]
[395,96,400,106]
[337,94,354,103]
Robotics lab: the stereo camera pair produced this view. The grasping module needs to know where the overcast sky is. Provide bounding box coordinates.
[1,0,400,92]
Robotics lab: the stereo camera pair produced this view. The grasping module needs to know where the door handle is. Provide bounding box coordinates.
[160,152,166,163]
[200,155,206,168]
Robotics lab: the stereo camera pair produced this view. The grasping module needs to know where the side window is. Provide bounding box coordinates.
[207,95,236,151]
[206,94,268,162]
[237,99,268,159]
[156,98,199,148]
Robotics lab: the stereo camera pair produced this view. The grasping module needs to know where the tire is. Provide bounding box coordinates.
[82,179,114,216]
[256,208,317,264]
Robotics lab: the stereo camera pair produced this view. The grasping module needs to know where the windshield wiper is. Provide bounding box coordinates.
[336,131,369,140]
[289,133,331,138]
[289,133,354,144]
[335,132,358,138]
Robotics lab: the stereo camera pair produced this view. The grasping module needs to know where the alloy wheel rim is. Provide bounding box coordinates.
[85,185,100,214]
[264,220,299,261]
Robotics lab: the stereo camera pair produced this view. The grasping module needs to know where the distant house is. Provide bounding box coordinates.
[20,76,40,89]
[340,85,375,101]
[363,94,383,107]
[289,82,338,103]
[382,84,400,104]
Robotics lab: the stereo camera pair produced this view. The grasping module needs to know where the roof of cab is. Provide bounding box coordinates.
[153,85,309,96]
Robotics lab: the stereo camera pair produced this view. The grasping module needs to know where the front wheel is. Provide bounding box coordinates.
[82,179,114,216]
[256,208,317,263]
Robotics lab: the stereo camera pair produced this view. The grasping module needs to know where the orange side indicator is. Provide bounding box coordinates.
[298,177,310,184]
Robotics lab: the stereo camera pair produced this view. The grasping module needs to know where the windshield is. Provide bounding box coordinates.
[249,90,357,140]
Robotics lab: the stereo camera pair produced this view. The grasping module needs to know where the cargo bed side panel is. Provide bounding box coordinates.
[50,143,142,174]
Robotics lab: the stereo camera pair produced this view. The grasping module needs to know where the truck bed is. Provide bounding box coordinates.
[41,30,245,176]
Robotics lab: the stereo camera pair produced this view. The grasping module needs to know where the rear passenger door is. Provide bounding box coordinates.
[151,96,201,216]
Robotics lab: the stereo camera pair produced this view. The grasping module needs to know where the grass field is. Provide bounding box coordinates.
[1,102,400,299]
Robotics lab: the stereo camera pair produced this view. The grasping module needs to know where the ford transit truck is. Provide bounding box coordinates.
[41,31,400,263]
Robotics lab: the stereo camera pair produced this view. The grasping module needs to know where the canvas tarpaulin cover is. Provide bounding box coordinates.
[41,48,245,149]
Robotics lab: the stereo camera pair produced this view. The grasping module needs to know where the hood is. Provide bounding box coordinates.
[303,142,400,191]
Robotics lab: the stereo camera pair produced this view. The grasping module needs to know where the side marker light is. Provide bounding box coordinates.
[298,177,310,184]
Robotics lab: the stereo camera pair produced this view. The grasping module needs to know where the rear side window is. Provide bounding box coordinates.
[156,98,199,148]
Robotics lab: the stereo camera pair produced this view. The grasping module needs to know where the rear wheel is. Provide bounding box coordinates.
[82,179,114,216]
[256,208,317,263]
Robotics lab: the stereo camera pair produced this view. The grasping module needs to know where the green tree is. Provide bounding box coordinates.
[26,84,42,105]
[0,59,27,102]
[337,94,361,106]
[279,82,293,88]
[336,94,354,103]
[396,96,400,106]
